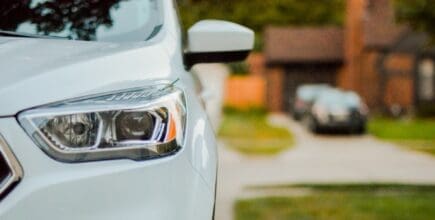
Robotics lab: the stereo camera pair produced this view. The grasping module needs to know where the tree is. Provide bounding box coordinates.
[394,0,435,43]
[0,0,32,30]
[178,0,345,49]
[0,0,121,40]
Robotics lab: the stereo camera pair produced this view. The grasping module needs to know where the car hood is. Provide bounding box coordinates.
[0,37,177,116]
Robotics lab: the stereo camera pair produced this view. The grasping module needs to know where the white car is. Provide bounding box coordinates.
[0,1,254,219]
[308,89,368,134]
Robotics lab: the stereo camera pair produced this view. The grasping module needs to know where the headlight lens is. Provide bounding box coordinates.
[19,84,186,163]
[45,113,101,148]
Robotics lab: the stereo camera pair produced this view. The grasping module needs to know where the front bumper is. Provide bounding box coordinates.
[0,117,214,220]
[315,113,366,130]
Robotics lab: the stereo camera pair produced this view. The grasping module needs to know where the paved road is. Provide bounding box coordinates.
[215,114,435,220]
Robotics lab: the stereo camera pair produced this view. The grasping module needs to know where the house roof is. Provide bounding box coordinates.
[363,0,408,49]
[264,26,344,64]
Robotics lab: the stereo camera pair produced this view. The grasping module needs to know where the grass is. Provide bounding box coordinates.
[396,140,435,155]
[218,109,294,155]
[236,183,435,220]
[368,117,435,156]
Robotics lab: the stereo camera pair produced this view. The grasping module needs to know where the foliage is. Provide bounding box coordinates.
[178,0,345,50]
[236,184,435,220]
[397,140,435,156]
[218,109,294,155]
[223,106,267,115]
[394,0,435,43]
[228,62,249,76]
[0,0,121,40]
[252,183,435,192]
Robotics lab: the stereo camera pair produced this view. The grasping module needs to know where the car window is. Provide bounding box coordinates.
[317,91,361,107]
[297,85,330,102]
[343,93,361,107]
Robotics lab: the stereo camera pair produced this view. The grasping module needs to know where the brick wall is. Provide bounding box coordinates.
[246,53,285,112]
[247,52,266,76]
[384,53,415,109]
[265,67,285,112]
[339,0,366,91]
[385,53,415,73]
[341,0,416,111]
[384,75,414,108]
[357,51,415,110]
[359,51,381,108]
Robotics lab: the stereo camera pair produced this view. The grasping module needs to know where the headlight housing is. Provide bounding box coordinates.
[19,84,186,163]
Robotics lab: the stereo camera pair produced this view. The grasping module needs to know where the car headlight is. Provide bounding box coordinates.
[18,84,186,163]
[313,105,329,121]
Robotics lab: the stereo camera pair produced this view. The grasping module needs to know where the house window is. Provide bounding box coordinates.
[419,59,434,100]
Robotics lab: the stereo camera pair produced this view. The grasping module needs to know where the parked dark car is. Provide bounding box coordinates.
[292,84,331,120]
[307,89,368,134]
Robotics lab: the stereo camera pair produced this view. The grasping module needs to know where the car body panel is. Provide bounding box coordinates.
[0,118,214,220]
[0,35,174,116]
[0,1,218,219]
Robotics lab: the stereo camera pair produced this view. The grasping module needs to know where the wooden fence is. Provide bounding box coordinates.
[224,75,266,109]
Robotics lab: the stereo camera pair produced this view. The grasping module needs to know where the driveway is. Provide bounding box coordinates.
[215,114,435,220]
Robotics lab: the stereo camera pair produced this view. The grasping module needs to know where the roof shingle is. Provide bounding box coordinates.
[363,0,408,49]
[265,26,344,64]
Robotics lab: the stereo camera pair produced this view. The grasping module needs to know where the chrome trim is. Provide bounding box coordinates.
[0,134,23,200]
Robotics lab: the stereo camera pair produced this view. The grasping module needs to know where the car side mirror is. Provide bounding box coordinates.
[184,20,254,69]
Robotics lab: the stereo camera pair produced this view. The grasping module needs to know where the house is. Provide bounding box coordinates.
[260,0,435,115]
[264,27,343,112]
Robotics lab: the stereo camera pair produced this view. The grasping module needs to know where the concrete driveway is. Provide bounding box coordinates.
[215,114,435,220]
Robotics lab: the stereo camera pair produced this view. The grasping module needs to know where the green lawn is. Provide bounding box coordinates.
[368,118,435,155]
[236,184,435,220]
[218,110,294,155]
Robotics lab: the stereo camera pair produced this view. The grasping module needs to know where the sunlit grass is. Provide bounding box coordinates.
[368,117,435,156]
[236,183,435,220]
[219,109,294,155]
[394,140,435,155]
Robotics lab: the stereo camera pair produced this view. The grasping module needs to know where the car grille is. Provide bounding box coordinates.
[0,134,23,201]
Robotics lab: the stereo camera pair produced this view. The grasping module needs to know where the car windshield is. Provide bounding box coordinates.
[343,92,361,107]
[0,0,162,42]
[318,91,361,108]
[297,85,330,102]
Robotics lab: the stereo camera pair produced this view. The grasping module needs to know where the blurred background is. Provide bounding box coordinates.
[181,0,435,219]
